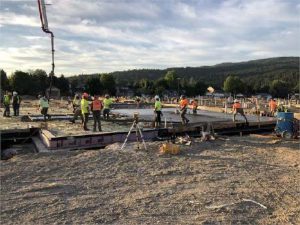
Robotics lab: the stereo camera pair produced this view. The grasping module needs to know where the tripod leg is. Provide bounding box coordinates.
[121,122,135,150]
[136,126,139,150]
[136,124,147,150]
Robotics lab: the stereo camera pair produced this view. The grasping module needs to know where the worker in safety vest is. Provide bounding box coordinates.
[39,95,50,121]
[191,99,198,115]
[179,95,189,125]
[232,99,248,123]
[91,95,103,132]
[154,96,162,128]
[3,91,11,117]
[268,98,277,116]
[81,92,90,131]
[12,91,21,116]
[103,94,113,120]
[70,94,83,123]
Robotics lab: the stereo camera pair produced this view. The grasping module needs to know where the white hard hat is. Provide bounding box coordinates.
[234,99,239,103]
[13,91,17,95]
[155,95,159,99]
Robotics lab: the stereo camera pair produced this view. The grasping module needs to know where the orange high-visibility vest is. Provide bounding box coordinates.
[180,99,188,109]
[92,99,102,111]
[269,100,277,111]
[233,102,241,110]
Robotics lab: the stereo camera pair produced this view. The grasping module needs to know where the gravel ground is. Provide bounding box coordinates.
[1,135,299,224]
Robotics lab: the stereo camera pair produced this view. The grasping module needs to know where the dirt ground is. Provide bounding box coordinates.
[1,135,299,224]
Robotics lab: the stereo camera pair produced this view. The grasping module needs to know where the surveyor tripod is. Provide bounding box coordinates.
[121,114,147,150]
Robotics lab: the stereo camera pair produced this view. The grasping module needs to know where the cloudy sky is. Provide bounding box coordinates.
[0,0,299,76]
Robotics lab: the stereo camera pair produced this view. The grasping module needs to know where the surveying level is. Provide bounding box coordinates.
[121,112,147,150]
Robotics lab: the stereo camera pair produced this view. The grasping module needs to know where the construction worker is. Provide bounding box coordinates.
[12,91,21,116]
[136,96,141,108]
[81,92,90,131]
[91,95,103,132]
[70,94,83,123]
[269,98,277,116]
[103,94,113,120]
[191,99,198,115]
[179,95,189,125]
[39,95,50,121]
[154,96,162,128]
[232,99,248,124]
[3,91,11,117]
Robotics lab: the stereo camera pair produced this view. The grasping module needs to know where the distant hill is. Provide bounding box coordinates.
[69,57,299,90]
[111,57,299,89]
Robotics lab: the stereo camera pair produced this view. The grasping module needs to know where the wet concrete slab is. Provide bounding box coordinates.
[112,108,275,123]
[1,107,276,138]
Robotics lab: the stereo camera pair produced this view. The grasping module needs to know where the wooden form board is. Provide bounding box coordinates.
[167,120,276,134]
[39,129,159,150]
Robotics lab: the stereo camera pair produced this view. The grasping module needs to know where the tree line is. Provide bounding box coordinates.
[1,57,299,98]
[1,69,70,96]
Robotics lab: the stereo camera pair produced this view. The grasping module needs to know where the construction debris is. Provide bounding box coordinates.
[206,198,267,210]
[159,142,180,155]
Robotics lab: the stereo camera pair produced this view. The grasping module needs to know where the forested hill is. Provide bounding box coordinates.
[109,57,299,89]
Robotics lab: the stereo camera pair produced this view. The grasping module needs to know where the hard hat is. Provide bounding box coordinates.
[234,99,239,103]
[105,94,109,98]
[13,91,17,96]
[38,94,42,98]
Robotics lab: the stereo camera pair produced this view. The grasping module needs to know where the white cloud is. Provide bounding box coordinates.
[0,12,40,27]
[0,0,299,76]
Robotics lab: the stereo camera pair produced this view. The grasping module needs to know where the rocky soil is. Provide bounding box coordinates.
[1,135,299,224]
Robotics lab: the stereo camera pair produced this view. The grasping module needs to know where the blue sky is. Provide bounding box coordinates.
[0,0,299,76]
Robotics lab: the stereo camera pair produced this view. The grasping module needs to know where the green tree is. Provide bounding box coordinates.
[154,86,165,96]
[154,78,168,95]
[30,69,49,95]
[138,78,154,95]
[164,70,177,89]
[194,80,207,96]
[223,75,245,94]
[100,73,116,95]
[0,69,9,91]
[86,77,102,95]
[9,71,32,94]
[56,75,70,95]
[294,81,300,93]
[269,80,289,97]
